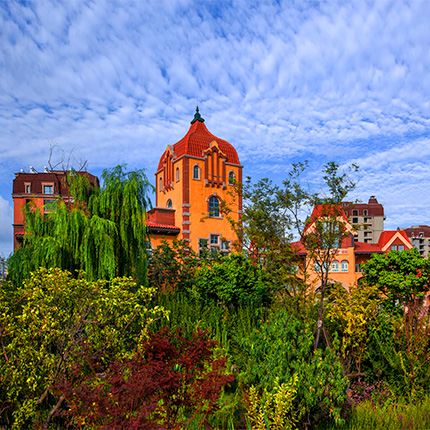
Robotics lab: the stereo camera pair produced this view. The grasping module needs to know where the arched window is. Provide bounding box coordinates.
[332,261,339,272]
[193,164,200,180]
[159,176,163,191]
[176,167,180,182]
[209,196,220,217]
[341,260,348,272]
[166,199,172,208]
[352,209,358,216]
[228,171,235,185]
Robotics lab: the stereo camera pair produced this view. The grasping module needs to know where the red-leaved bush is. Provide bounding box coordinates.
[54,328,234,429]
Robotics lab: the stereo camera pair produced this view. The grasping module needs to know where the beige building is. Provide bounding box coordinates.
[342,196,385,244]
[399,225,430,258]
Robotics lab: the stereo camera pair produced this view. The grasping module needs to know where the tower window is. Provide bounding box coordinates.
[176,167,180,182]
[166,199,172,208]
[208,196,220,217]
[159,176,163,192]
[193,165,200,180]
[210,234,219,244]
[228,171,235,185]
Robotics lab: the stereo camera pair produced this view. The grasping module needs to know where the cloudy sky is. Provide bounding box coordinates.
[1,0,430,257]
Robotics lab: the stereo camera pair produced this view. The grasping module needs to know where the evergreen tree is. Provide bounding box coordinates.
[8,165,153,286]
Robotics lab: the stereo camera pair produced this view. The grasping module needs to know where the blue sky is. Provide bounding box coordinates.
[1,0,430,257]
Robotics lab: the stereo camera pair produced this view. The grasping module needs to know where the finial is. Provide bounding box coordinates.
[191,106,205,124]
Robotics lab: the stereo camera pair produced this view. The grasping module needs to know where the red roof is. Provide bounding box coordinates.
[354,241,382,254]
[303,204,351,234]
[157,116,240,171]
[146,221,180,231]
[378,230,412,250]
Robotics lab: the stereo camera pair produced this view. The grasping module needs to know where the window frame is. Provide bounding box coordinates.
[208,195,221,218]
[193,164,201,181]
[341,260,348,272]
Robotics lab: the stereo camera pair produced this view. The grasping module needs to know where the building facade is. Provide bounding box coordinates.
[147,108,243,253]
[399,225,430,258]
[342,196,385,243]
[12,169,99,251]
[294,205,412,289]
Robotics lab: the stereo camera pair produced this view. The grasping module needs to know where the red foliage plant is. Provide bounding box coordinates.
[54,328,234,429]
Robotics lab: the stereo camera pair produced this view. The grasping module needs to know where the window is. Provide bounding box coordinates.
[221,241,229,250]
[398,245,404,251]
[159,176,163,191]
[411,232,414,237]
[166,199,172,208]
[25,183,31,193]
[43,199,56,212]
[363,210,368,216]
[176,167,180,182]
[352,210,358,216]
[228,171,235,185]
[43,185,53,194]
[193,165,200,180]
[314,261,321,272]
[332,261,339,272]
[341,261,348,272]
[419,232,424,238]
[209,196,220,217]
[352,217,358,224]
[210,234,219,245]
[391,245,397,251]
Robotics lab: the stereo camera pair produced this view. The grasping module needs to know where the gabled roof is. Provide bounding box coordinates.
[157,109,240,170]
[378,230,412,252]
[303,204,354,235]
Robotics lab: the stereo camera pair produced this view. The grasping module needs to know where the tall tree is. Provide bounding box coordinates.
[8,165,153,286]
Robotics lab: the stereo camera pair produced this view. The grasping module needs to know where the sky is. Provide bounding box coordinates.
[1,0,430,258]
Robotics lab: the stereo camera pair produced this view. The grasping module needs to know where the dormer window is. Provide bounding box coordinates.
[25,183,31,194]
[43,184,53,194]
[363,210,368,216]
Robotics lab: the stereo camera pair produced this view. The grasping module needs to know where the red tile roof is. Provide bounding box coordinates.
[303,204,351,234]
[378,230,412,250]
[146,221,180,231]
[354,241,382,254]
[157,119,240,171]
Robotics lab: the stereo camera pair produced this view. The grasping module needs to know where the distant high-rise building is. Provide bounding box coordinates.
[342,196,385,244]
[399,225,430,258]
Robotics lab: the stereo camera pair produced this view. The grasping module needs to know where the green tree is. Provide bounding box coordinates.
[325,282,382,375]
[193,253,269,307]
[8,165,153,286]
[361,248,430,313]
[0,267,168,429]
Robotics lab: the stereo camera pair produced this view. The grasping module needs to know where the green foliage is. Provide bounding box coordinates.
[8,165,153,286]
[325,396,430,430]
[246,375,298,430]
[193,253,270,307]
[239,308,348,427]
[0,267,167,429]
[370,305,430,400]
[361,248,430,313]
[325,283,382,374]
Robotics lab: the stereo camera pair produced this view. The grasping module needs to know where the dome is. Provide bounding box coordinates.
[157,108,240,171]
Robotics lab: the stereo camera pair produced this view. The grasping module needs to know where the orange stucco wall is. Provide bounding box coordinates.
[154,155,241,253]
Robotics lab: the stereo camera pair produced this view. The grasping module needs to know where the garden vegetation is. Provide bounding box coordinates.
[1,164,430,429]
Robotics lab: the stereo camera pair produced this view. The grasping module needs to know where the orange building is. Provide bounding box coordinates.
[293,205,413,290]
[12,169,99,251]
[147,108,243,253]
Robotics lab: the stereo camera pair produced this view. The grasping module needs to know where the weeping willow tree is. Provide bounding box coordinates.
[8,165,153,286]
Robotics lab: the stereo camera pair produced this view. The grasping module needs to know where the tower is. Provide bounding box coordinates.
[148,108,243,253]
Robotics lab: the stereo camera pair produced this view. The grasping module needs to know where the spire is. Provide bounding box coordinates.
[190,106,205,124]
